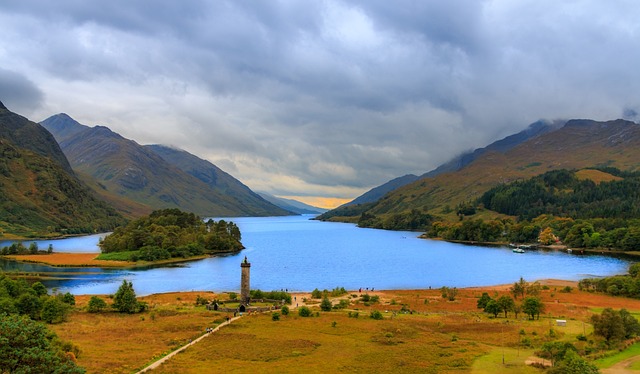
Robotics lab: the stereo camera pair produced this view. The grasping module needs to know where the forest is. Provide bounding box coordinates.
[426,168,640,251]
[98,209,243,261]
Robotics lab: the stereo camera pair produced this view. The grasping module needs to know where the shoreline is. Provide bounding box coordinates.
[1,252,215,268]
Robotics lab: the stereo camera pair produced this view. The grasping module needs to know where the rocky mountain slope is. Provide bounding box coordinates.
[41,114,289,217]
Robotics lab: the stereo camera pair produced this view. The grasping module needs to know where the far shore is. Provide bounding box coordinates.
[2,252,212,268]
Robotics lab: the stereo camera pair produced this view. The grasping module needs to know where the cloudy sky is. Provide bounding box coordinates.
[1,1,639,208]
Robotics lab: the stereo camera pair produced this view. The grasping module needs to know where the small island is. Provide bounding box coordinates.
[2,209,244,268]
[98,208,243,262]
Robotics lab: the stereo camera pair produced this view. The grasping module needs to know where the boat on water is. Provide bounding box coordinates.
[512,246,526,253]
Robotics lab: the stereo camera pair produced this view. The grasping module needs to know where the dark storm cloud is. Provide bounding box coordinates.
[1,1,639,203]
[0,68,44,112]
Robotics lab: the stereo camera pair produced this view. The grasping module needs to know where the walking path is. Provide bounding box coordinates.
[602,355,640,374]
[135,292,318,372]
[136,315,242,373]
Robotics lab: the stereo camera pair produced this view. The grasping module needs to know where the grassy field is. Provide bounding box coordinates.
[4,252,211,268]
[49,281,640,373]
[595,342,640,369]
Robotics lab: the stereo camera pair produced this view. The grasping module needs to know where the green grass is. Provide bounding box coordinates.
[96,251,137,261]
[471,347,541,374]
[590,307,640,318]
[594,342,640,369]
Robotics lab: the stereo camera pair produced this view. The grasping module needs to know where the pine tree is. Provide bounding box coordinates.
[112,280,139,313]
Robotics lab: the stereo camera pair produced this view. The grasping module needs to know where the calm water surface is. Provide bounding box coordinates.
[0,215,630,295]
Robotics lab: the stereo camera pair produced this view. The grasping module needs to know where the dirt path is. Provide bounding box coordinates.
[136,315,242,373]
[137,293,315,373]
[602,355,640,374]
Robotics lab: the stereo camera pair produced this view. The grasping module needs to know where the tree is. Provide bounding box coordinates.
[510,277,527,299]
[619,308,640,338]
[538,227,557,245]
[592,308,628,344]
[41,297,70,324]
[522,297,544,320]
[629,263,640,278]
[497,295,515,318]
[548,350,598,374]
[539,341,577,366]
[526,281,542,297]
[32,282,48,297]
[477,292,492,309]
[16,293,43,320]
[320,297,332,311]
[112,280,140,314]
[0,314,85,373]
[484,300,501,318]
[59,292,76,305]
[87,296,108,313]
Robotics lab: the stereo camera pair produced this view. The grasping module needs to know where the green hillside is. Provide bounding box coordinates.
[319,119,640,231]
[0,139,126,238]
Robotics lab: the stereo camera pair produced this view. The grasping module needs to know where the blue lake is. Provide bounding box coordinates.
[0,215,631,296]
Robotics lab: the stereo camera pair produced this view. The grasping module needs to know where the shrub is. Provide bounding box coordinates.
[311,288,322,299]
[370,310,383,320]
[195,295,208,306]
[298,306,311,317]
[441,286,458,301]
[320,297,332,311]
[330,287,347,297]
[41,298,70,324]
[59,292,76,305]
[87,296,107,313]
[271,312,280,321]
[560,286,573,293]
[281,305,289,315]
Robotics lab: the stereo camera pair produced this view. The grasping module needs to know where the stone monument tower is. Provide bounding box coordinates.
[240,256,251,305]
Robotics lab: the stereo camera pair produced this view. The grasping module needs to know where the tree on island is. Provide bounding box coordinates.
[99,209,243,262]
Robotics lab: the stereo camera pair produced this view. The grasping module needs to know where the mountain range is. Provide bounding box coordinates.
[258,192,327,215]
[342,119,565,207]
[0,102,126,237]
[320,118,640,226]
[41,114,291,218]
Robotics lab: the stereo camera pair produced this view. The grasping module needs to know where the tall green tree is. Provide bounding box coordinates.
[522,297,544,320]
[112,280,140,314]
[484,299,501,318]
[497,295,515,318]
